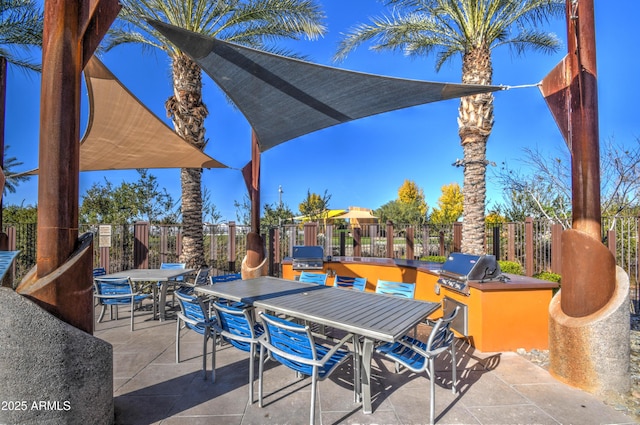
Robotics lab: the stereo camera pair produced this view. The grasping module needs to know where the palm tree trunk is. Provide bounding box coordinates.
[167,53,208,268]
[458,46,493,255]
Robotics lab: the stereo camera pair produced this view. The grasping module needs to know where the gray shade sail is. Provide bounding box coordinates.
[148,20,506,152]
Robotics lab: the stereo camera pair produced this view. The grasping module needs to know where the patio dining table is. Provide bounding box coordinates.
[102,268,195,321]
[195,276,439,414]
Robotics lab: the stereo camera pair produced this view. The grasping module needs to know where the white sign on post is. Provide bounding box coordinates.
[99,225,112,248]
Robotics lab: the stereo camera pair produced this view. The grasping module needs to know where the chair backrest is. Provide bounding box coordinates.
[298,271,328,285]
[193,267,210,285]
[211,273,242,283]
[93,267,107,277]
[375,280,415,298]
[259,312,317,376]
[426,306,460,354]
[93,277,133,304]
[175,288,211,333]
[334,275,366,291]
[161,262,187,281]
[213,302,261,352]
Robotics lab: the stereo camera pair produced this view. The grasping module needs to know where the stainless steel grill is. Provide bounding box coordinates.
[437,253,502,296]
[291,246,324,270]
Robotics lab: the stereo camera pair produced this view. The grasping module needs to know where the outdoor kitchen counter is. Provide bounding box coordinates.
[282,257,558,352]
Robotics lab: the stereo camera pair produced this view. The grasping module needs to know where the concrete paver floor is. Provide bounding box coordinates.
[95,302,636,425]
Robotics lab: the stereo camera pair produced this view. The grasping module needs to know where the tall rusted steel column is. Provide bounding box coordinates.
[37,1,82,276]
[0,57,8,250]
[242,129,265,271]
[541,0,614,317]
[16,0,120,333]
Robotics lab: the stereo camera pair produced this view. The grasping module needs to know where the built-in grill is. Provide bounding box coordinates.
[291,245,325,270]
[437,253,503,296]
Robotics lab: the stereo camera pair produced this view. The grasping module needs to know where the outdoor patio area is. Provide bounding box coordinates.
[95,300,636,425]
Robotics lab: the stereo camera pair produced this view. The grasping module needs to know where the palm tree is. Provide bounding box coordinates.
[104,0,326,268]
[3,145,30,195]
[1,0,43,230]
[335,0,563,255]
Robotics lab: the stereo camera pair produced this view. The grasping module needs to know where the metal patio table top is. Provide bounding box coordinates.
[196,276,439,414]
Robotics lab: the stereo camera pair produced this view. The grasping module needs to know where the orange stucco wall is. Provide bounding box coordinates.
[282,259,556,352]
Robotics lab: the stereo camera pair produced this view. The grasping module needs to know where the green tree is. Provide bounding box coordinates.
[398,179,428,218]
[335,0,563,254]
[80,169,176,224]
[104,0,326,267]
[298,189,331,222]
[0,0,43,73]
[2,145,30,196]
[430,182,463,224]
[2,203,37,223]
[261,202,294,231]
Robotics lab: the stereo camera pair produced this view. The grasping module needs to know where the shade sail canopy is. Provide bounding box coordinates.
[149,20,506,153]
[333,209,377,220]
[78,56,227,171]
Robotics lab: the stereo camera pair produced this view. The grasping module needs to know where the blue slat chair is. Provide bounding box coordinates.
[159,262,187,314]
[375,306,460,425]
[93,277,151,331]
[212,302,264,403]
[375,279,416,298]
[175,287,217,380]
[257,312,356,425]
[298,271,328,285]
[211,273,242,283]
[334,275,366,291]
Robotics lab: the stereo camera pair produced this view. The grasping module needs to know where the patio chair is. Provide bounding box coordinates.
[210,273,242,283]
[334,275,366,291]
[159,262,186,312]
[182,267,210,288]
[375,306,460,425]
[93,277,151,331]
[211,302,264,403]
[257,312,356,425]
[297,271,328,285]
[93,267,106,277]
[375,279,416,298]
[175,287,217,380]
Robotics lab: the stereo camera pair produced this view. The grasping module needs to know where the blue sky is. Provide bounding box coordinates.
[5,1,639,222]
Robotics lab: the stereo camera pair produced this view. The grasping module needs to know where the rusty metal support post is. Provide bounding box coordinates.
[37,2,82,276]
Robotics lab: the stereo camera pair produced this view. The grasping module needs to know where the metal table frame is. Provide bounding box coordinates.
[195,276,439,414]
[102,268,195,320]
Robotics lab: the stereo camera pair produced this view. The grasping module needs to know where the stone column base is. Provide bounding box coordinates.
[549,266,630,399]
[241,255,268,280]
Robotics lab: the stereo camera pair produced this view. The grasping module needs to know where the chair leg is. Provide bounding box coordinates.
[429,358,435,425]
[202,328,208,380]
[211,331,217,383]
[130,299,135,331]
[175,318,181,363]
[451,341,457,394]
[258,345,265,408]
[249,343,255,403]
[97,305,106,323]
[309,370,318,425]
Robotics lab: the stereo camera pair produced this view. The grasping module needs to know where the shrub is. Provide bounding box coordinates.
[422,255,446,263]
[533,271,561,283]
[498,260,523,275]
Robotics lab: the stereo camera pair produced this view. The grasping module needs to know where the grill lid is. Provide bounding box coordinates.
[440,253,501,282]
[292,245,324,259]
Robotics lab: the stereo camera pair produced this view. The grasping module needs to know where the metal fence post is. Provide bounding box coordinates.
[525,217,534,276]
[133,221,149,269]
[386,221,394,258]
[551,223,562,275]
[303,222,317,246]
[228,221,236,271]
[353,226,361,256]
[453,222,462,253]
[406,226,414,259]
